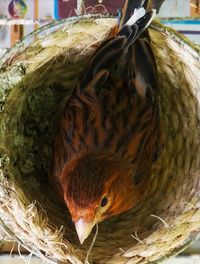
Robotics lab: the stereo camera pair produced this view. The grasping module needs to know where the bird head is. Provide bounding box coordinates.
[60,152,143,244]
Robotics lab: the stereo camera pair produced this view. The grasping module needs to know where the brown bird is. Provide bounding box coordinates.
[50,0,159,244]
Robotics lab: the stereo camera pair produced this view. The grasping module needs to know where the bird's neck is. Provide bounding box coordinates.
[107,167,147,217]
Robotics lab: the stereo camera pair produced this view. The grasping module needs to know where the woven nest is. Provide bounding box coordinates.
[0,15,200,264]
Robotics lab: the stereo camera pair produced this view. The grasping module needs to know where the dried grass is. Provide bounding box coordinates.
[0,15,200,264]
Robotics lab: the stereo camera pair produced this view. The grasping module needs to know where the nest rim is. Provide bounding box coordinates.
[0,15,200,264]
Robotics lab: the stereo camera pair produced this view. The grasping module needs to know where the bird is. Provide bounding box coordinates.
[50,0,159,245]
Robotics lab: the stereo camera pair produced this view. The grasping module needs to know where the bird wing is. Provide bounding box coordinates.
[51,3,159,192]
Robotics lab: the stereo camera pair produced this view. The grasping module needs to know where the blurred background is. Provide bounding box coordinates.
[0,0,200,263]
[0,0,200,58]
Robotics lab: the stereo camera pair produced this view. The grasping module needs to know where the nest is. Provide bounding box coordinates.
[0,15,200,264]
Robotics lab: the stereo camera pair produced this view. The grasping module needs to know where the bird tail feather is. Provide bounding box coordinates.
[120,0,150,26]
[118,8,156,48]
[79,1,156,89]
[126,7,146,26]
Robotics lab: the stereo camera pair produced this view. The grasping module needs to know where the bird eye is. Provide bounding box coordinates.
[100,197,108,207]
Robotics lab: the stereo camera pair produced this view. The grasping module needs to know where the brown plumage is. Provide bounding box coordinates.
[50,0,159,244]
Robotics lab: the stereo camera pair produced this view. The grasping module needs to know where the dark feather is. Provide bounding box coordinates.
[120,0,148,26]
[51,3,159,200]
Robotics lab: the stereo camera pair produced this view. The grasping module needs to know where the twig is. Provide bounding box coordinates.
[76,0,85,15]
[84,224,99,264]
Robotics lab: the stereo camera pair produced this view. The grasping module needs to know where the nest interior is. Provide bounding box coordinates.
[0,15,200,264]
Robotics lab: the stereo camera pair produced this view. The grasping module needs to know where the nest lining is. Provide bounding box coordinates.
[0,16,200,264]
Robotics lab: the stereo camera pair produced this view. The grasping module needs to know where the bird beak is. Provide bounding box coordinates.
[75,218,95,244]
